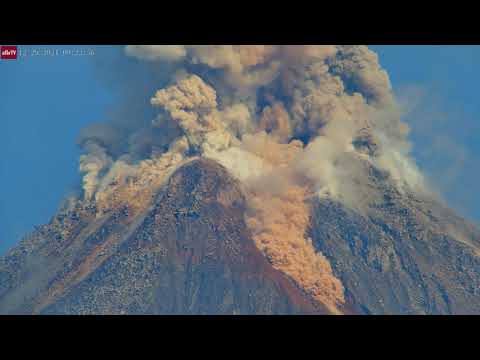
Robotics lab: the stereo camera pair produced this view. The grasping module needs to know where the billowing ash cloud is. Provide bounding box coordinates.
[77,45,426,313]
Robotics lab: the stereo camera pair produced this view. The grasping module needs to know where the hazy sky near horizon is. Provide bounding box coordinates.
[1,45,479,255]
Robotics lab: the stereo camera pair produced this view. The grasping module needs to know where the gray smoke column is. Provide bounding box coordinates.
[122,45,422,194]
[77,45,426,313]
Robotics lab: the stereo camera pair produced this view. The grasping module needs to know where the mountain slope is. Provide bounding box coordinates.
[310,168,480,314]
[2,159,480,315]
[0,159,328,315]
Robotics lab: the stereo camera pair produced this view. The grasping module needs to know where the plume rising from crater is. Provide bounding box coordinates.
[74,45,429,313]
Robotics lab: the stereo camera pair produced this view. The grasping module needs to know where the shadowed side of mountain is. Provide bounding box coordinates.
[310,185,480,315]
[0,159,328,314]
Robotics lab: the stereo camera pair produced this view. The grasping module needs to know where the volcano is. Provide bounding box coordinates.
[1,157,479,314]
[2,45,480,315]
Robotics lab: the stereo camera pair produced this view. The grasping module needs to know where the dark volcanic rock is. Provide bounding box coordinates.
[309,177,480,315]
[0,159,325,315]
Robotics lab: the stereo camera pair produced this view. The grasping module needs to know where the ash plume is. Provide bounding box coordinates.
[76,45,427,313]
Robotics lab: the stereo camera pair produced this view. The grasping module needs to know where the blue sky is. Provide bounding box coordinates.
[371,46,480,222]
[1,45,479,255]
[0,46,116,254]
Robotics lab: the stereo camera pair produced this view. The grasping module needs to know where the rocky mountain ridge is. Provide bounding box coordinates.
[1,158,479,314]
